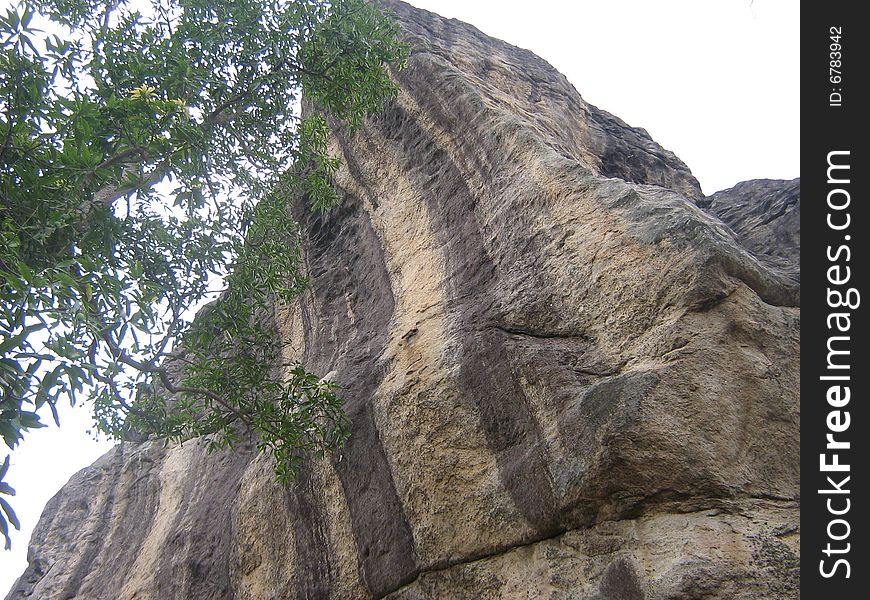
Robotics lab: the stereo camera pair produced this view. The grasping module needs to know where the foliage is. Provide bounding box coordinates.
[0,0,407,548]
[0,455,17,549]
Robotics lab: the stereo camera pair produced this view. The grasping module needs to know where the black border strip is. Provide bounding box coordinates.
[802,3,868,596]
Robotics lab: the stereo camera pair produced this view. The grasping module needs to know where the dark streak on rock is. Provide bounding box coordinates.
[296,191,418,597]
[598,557,645,600]
[286,464,334,600]
[369,99,561,535]
[154,445,252,600]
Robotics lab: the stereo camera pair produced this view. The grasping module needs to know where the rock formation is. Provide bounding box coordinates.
[6,2,800,598]
[698,178,800,285]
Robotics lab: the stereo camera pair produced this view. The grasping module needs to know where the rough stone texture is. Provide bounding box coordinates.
[386,504,799,600]
[6,2,799,599]
[698,178,800,284]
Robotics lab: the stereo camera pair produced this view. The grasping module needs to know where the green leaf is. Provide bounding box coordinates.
[0,420,23,449]
[54,270,79,289]
[16,262,32,284]
[0,334,25,357]
[0,497,19,530]
[35,365,61,409]
[23,33,39,56]
[17,411,45,430]
[1,512,10,550]
[48,400,60,428]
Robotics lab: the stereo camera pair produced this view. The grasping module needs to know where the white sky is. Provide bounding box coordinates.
[1,0,798,592]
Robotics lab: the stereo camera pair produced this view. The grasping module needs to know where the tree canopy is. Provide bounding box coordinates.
[0,0,407,548]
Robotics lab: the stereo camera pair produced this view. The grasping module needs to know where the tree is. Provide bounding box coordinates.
[0,0,407,549]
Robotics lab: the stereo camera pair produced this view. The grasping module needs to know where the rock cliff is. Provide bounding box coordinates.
[6,2,799,598]
[699,178,800,285]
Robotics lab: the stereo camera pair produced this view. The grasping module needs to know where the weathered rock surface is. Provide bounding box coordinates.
[698,178,800,284]
[6,2,799,598]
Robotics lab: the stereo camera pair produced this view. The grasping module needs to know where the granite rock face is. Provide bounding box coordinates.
[6,2,799,599]
[699,178,800,284]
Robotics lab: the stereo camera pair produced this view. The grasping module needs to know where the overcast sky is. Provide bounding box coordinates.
[1,0,799,591]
